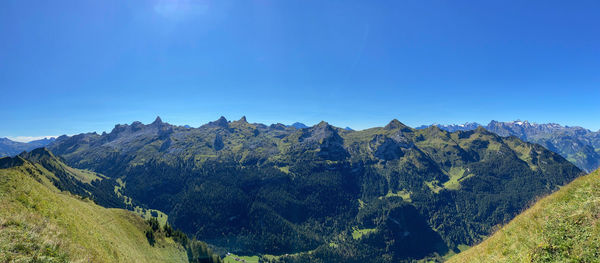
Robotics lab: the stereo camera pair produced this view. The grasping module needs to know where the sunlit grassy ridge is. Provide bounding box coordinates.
[0,159,188,263]
[448,168,600,262]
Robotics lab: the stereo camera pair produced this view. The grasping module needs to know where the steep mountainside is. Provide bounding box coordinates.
[0,137,55,157]
[448,168,600,262]
[15,148,131,209]
[0,151,188,262]
[48,117,583,262]
[419,120,600,172]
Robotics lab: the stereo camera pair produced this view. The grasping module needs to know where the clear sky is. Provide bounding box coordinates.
[1,0,599,140]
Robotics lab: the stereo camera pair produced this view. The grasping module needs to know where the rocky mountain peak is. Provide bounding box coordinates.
[384,119,411,131]
[207,116,229,128]
[299,121,340,143]
[475,126,489,133]
[18,147,55,163]
[269,123,287,130]
[315,121,330,128]
[151,116,163,125]
[131,121,144,131]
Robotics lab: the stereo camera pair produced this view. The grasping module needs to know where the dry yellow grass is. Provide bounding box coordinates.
[448,169,600,263]
[0,162,188,263]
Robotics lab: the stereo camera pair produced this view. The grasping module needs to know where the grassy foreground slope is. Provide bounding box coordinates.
[448,168,600,262]
[0,157,188,262]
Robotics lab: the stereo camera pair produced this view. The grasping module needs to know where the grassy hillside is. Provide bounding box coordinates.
[448,168,600,262]
[0,157,189,262]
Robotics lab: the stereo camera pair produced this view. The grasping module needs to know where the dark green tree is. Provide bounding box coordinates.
[147,217,160,232]
[163,223,174,237]
[145,228,155,246]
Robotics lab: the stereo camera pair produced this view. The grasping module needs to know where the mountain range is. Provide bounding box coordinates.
[39,116,582,262]
[418,120,600,172]
[0,137,56,157]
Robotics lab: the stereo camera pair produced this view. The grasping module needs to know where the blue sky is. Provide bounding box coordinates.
[1,0,599,140]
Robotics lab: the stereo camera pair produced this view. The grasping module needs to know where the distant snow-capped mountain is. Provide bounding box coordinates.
[417,120,600,172]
